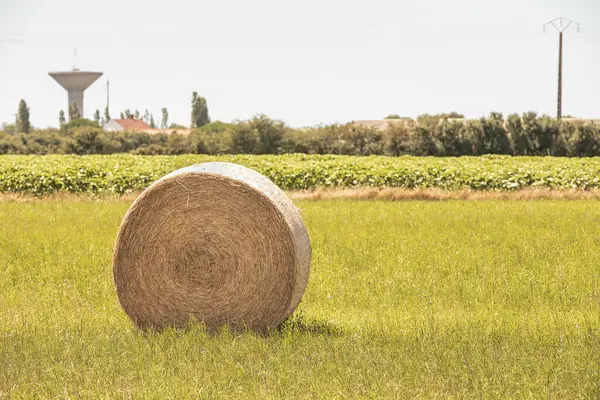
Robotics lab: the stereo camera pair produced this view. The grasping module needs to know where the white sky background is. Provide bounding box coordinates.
[0,0,599,128]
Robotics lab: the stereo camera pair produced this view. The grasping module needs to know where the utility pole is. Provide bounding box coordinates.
[544,18,579,120]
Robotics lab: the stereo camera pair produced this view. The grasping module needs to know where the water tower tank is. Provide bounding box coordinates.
[49,69,103,118]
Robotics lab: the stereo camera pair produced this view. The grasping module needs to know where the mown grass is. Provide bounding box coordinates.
[1,199,599,398]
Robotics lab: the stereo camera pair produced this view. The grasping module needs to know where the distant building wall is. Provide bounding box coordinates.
[563,118,600,126]
[144,128,193,135]
[103,120,124,131]
[352,120,415,130]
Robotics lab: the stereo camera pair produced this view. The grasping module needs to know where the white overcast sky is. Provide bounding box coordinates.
[0,0,599,128]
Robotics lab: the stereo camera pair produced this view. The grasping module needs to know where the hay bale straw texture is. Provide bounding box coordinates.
[113,162,311,332]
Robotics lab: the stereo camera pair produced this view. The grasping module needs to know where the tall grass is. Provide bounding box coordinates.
[1,200,599,398]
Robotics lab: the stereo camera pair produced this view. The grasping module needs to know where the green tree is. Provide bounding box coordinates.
[231,115,286,154]
[506,113,528,155]
[350,125,384,155]
[165,133,191,154]
[150,115,156,128]
[480,112,512,154]
[59,118,99,135]
[1,122,17,135]
[94,109,101,124]
[104,106,110,123]
[438,112,465,119]
[17,100,31,133]
[191,92,198,126]
[518,112,553,155]
[69,102,81,121]
[161,108,169,129]
[231,125,258,153]
[191,92,210,128]
[69,126,119,154]
[572,124,600,156]
[196,121,235,133]
[534,116,560,155]
[384,122,418,156]
[134,110,140,120]
[434,119,464,156]
[59,110,66,126]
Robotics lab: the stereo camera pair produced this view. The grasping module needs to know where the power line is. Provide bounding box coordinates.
[543,17,580,120]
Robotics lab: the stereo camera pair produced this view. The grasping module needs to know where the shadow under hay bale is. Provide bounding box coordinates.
[113,162,311,333]
[277,313,343,337]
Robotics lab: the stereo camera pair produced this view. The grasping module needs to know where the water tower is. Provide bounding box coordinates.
[49,68,103,118]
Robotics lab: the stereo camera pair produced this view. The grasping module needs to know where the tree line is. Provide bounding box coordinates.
[7,91,211,134]
[1,112,600,157]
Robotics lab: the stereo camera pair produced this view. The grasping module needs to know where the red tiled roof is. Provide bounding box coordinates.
[114,119,151,130]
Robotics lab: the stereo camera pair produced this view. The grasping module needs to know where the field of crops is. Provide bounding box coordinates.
[2,154,600,195]
[1,199,599,397]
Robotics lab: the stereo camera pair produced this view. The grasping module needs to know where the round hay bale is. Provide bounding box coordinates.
[113,162,311,332]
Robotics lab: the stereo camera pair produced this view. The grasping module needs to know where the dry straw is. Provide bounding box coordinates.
[113,162,311,332]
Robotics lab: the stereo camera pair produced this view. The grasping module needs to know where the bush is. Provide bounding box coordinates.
[134,144,171,155]
[231,125,259,154]
[164,134,192,155]
[195,121,235,134]
[22,131,64,154]
[68,127,120,154]
[2,113,600,157]
[246,115,287,154]
[347,125,384,155]
[191,131,232,155]
[507,113,529,155]
[384,122,418,156]
[59,119,99,136]
[572,124,600,157]
[107,131,151,153]
[0,133,24,154]
[230,115,288,154]
[284,128,327,154]
[480,112,512,154]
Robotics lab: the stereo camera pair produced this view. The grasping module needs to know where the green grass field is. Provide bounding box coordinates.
[1,199,599,398]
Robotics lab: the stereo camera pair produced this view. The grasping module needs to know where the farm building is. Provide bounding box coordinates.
[352,118,600,131]
[351,119,415,130]
[562,118,600,126]
[143,128,193,135]
[103,119,151,132]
